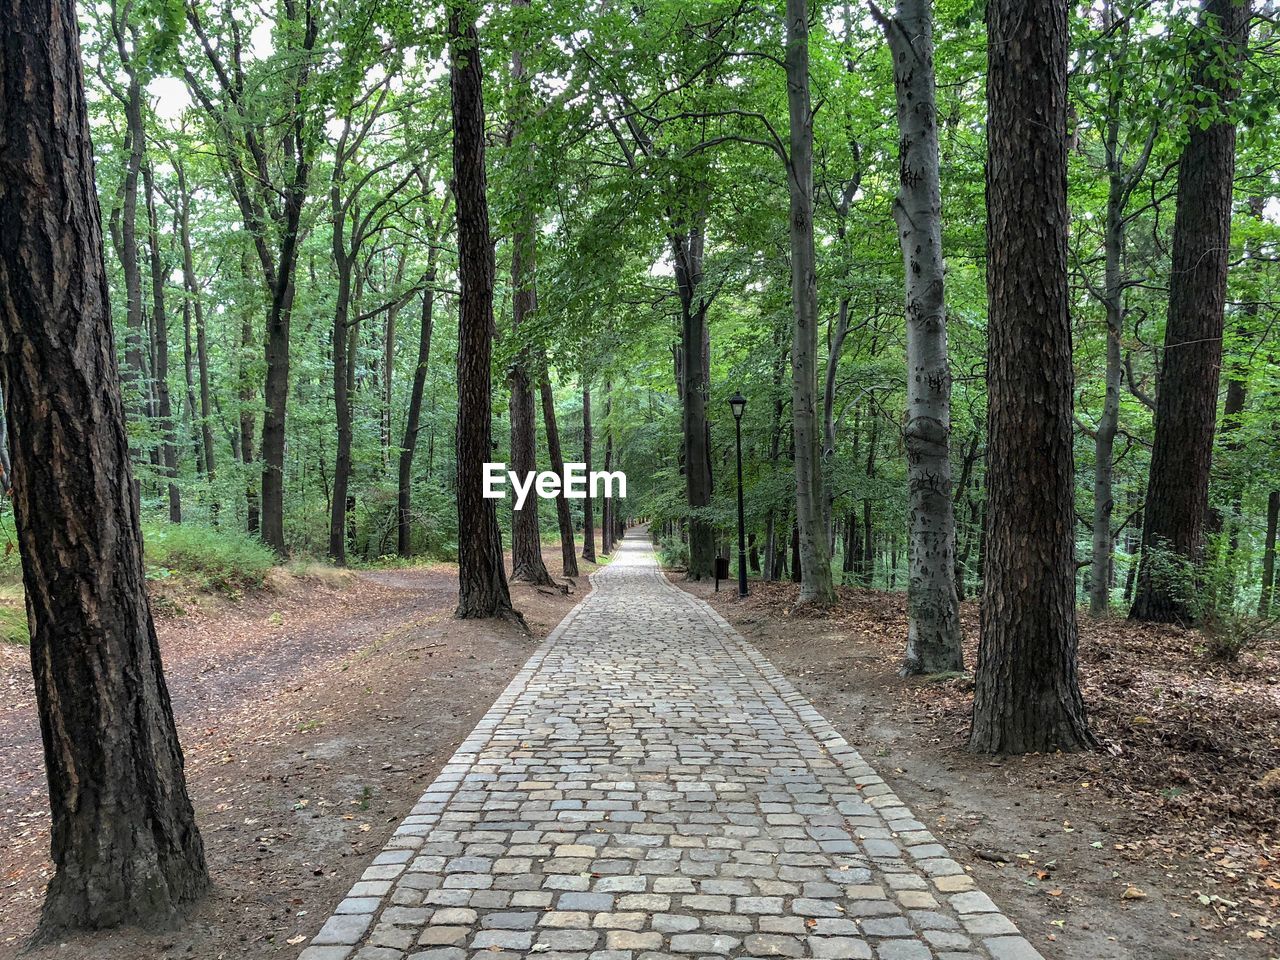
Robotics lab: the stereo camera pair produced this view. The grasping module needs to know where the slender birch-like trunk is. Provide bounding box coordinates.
[874,0,962,673]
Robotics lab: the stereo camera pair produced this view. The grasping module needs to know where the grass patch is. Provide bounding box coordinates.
[0,602,28,645]
[143,520,276,593]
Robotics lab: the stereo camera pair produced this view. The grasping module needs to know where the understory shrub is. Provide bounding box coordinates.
[143,520,276,592]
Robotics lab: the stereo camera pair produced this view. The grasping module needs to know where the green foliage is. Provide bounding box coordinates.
[657,535,689,571]
[0,601,28,645]
[142,520,276,592]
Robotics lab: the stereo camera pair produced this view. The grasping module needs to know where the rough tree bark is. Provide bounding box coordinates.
[671,220,715,580]
[450,2,519,621]
[784,0,835,605]
[581,384,597,562]
[1130,0,1249,623]
[874,0,963,674]
[0,0,209,929]
[970,0,1094,754]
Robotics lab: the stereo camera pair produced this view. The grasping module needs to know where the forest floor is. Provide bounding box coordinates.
[678,575,1280,960]
[0,545,592,960]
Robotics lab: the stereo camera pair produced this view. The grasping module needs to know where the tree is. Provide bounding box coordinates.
[540,366,579,577]
[1130,0,1250,623]
[506,0,553,586]
[582,383,597,562]
[872,0,963,674]
[182,0,320,553]
[143,162,182,522]
[0,0,208,930]
[450,0,519,621]
[970,0,1094,754]
[399,197,450,557]
[785,0,835,606]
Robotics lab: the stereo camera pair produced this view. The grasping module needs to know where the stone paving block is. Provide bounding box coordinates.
[301,534,1047,960]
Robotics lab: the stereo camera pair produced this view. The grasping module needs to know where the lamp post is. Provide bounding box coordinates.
[728,391,748,598]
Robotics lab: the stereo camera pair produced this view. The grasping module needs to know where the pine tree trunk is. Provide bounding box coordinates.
[581,383,596,562]
[450,3,518,621]
[1130,0,1249,623]
[784,0,835,605]
[0,0,209,929]
[672,223,715,579]
[398,270,437,557]
[877,0,963,674]
[970,0,1094,754]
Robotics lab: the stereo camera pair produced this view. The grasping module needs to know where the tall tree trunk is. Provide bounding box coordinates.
[784,0,834,605]
[176,159,216,482]
[178,230,201,476]
[876,0,963,674]
[450,2,518,621]
[581,383,596,562]
[0,0,209,929]
[398,263,438,557]
[382,251,405,468]
[970,0,1093,754]
[822,297,850,553]
[1089,184,1124,617]
[238,301,259,534]
[328,249,354,564]
[540,370,579,577]
[859,412,879,587]
[258,2,316,557]
[116,38,148,426]
[601,382,614,556]
[1087,1,1154,617]
[1130,0,1249,623]
[506,9,553,586]
[143,166,181,523]
[1261,491,1279,617]
[672,220,714,580]
[327,131,356,566]
[764,334,787,582]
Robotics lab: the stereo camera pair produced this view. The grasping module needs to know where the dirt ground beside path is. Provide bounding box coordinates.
[677,575,1280,960]
[0,549,589,960]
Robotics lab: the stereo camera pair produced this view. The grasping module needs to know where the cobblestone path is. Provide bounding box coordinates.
[301,531,1044,960]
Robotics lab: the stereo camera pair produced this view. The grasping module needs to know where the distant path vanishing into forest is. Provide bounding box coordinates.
[300,529,1047,960]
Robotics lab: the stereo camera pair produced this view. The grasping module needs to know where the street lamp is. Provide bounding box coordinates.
[728,391,748,598]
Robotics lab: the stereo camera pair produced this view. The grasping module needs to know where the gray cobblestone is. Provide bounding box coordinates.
[301,534,1043,960]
